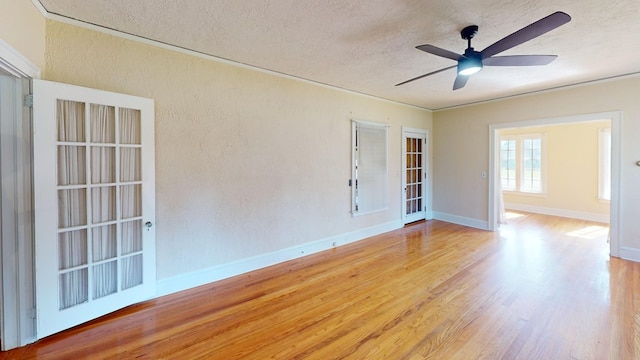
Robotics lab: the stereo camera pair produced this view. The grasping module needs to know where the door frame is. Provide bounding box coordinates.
[0,38,40,350]
[488,111,621,257]
[401,127,431,224]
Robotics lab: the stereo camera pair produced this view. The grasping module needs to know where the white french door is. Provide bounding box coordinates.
[32,80,155,339]
[402,128,428,224]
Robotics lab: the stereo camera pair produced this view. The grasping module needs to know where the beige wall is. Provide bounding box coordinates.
[43,21,433,279]
[0,0,45,71]
[500,121,610,219]
[433,76,640,252]
[3,0,638,280]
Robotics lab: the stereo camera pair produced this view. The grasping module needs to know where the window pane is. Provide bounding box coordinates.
[57,100,85,142]
[92,225,117,261]
[120,108,141,145]
[120,148,141,182]
[92,261,117,299]
[122,254,143,290]
[91,147,115,184]
[500,139,516,191]
[91,186,116,223]
[59,269,88,310]
[58,189,87,228]
[521,136,542,193]
[58,146,86,185]
[90,104,115,144]
[58,230,87,270]
[122,220,143,255]
[121,184,142,219]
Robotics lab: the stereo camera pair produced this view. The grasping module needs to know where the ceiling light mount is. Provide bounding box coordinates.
[460,25,479,47]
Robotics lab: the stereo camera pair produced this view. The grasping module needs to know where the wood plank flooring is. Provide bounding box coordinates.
[3,212,639,359]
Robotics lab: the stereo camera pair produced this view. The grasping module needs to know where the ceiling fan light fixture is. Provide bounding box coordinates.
[458,56,483,76]
[397,12,571,89]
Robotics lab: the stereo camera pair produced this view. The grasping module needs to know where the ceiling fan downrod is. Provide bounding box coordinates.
[460,25,478,49]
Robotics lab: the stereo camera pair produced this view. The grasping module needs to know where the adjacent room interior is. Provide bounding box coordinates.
[495,119,612,244]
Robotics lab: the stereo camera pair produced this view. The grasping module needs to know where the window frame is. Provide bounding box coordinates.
[351,120,389,216]
[499,133,546,195]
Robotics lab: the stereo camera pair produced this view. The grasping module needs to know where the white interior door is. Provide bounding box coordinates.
[402,128,427,224]
[32,79,155,339]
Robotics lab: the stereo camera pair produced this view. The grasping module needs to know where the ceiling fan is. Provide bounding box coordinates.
[396,11,571,90]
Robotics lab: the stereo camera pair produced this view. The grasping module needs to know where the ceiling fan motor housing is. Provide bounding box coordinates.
[458,48,483,75]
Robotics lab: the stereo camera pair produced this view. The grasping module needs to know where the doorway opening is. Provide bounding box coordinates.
[488,112,622,256]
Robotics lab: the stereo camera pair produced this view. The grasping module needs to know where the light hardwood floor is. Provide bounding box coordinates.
[3,212,639,359]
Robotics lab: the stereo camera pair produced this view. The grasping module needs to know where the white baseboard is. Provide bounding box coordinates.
[431,212,489,230]
[156,220,403,297]
[505,203,609,224]
[619,247,640,262]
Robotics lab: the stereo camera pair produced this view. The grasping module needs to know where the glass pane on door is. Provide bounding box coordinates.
[54,99,145,310]
[57,100,85,142]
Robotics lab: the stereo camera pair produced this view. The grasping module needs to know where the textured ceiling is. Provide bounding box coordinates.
[36,0,640,110]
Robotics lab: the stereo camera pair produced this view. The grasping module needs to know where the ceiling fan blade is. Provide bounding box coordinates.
[481,11,571,59]
[483,55,557,66]
[453,74,469,90]
[396,65,457,86]
[416,44,462,61]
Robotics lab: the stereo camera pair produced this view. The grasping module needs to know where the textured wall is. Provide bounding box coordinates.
[43,20,432,279]
[433,76,640,250]
[500,121,611,216]
[0,0,46,71]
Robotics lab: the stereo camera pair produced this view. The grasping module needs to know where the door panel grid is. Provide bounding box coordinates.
[405,137,423,215]
[55,100,144,309]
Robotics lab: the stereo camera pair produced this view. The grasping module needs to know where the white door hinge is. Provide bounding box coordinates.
[24,94,33,108]
[29,307,37,319]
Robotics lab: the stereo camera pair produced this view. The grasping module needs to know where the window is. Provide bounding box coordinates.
[500,134,545,194]
[500,139,516,191]
[598,128,611,201]
[351,120,388,215]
